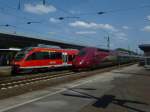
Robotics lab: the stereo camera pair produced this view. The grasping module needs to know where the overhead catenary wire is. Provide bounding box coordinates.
[0,2,36,22]
[0,1,149,49]
[43,1,113,48]
[0,0,84,44]
[49,3,150,49]
[0,0,54,22]
[65,4,150,16]
[1,1,150,22]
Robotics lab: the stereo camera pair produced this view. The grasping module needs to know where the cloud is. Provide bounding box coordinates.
[115,32,128,41]
[48,32,56,35]
[69,20,127,41]
[49,17,59,23]
[142,26,150,32]
[76,31,96,35]
[116,32,127,37]
[69,10,81,14]
[117,36,128,41]
[69,21,118,32]
[24,4,56,14]
[147,15,150,20]
[122,26,129,30]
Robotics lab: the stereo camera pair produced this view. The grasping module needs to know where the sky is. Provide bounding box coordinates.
[0,0,150,52]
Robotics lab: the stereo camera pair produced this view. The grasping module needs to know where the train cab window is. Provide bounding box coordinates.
[49,52,62,59]
[78,50,86,56]
[15,52,26,61]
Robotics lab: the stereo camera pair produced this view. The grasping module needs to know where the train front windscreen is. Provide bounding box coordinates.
[14,52,26,61]
[77,50,86,56]
[14,47,33,61]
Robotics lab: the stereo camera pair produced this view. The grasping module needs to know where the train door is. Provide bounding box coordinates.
[62,52,68,65]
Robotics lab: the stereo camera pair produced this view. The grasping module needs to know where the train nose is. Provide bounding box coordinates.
[79,60,84,65]
[73,57,83,64]
[73,58,86,68]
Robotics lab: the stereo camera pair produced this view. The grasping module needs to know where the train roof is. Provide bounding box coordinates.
[82,47,110,52]
[32,47,78,51]
[21,47,78,55]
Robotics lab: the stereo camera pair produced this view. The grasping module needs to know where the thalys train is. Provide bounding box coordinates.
[72,47,138,70]
[11,47,78,74]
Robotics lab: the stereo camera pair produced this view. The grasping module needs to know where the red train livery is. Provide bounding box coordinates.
[72,47,110,70]
[11,47,79,73]
[72,47,137,70]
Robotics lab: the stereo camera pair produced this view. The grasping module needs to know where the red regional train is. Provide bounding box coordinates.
[11,47,79,74]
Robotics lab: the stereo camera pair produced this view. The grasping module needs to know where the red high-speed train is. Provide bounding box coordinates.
[11,47,79,74]
[72,47,111,70]
[72,47,136,70]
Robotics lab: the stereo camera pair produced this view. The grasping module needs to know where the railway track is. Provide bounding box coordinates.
[0,63,135,100]
[0,70,75,90]
[0,69,71,83]
[0,63,135,91]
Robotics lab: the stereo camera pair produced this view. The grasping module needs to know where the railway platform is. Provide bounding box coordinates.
[0,66,11,76]
[0,64,149,112]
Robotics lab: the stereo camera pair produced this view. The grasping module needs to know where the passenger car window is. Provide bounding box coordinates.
[49,52,62,59]
[36,52,44,60]
[26,53,36,60]
[26,52,50,60]
[41,52,49,59]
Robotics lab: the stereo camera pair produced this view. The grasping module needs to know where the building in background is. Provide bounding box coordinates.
[139,44,150,69]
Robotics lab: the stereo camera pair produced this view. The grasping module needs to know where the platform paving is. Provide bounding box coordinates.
[0,64,149,112]
[0,66,11,76]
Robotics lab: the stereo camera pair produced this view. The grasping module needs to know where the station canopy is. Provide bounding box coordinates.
[0,32,110,52]
[0,33,85,49]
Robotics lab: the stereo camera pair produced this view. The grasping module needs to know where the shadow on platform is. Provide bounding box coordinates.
[62,88,149,112]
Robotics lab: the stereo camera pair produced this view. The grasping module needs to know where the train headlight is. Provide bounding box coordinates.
[79,60,84,65]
